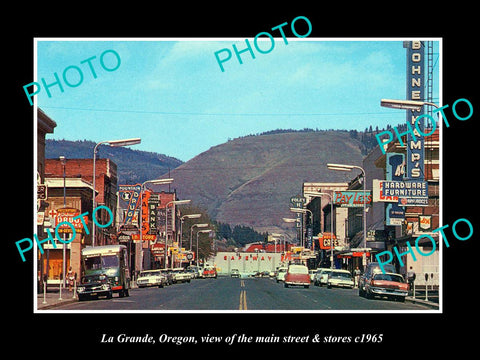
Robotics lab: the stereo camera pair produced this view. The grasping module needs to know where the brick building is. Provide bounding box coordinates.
[42,177,94,286]
[45,158,118,246]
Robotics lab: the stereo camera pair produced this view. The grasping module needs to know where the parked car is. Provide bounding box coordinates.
[363,272,409,301]
[284,264,311,288]
[203,266,217,278]
[275,267,288,283]
[186,265,200,279]
[313,268,328,286]
[171,268,192,283]
[359,262,396,297]
[159,269,174,285]
[314,268,332,287]
[136,270,167,288]
[309,269,317,282]
[327,269,354,289]
[231,269,240,277]
[77,274,112,301]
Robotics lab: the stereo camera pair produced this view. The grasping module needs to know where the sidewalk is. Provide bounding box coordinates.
[405,290,439,309]
[37,287,78,310]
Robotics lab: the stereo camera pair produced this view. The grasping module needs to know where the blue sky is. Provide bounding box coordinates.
[36,39,440,162]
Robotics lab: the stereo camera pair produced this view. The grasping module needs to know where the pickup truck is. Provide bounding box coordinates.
[171,268,192,283]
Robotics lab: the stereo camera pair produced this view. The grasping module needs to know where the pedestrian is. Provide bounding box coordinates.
[67,266,75,292]
[407,266,416,295]
[353,266,361,288]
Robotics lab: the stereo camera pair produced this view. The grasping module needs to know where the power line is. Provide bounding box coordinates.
[42,105,402,118]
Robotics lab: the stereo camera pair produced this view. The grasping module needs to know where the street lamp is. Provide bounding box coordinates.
[290,207,313,249]
[380,98,439,111]
[271,233,284,254]
[139,178,173,271]
[164,199,191,269]
[327,163,368,266]
[196,229,213,267]
[314,192,335,270]
[92,138,141,247]
[190,223,209,251]
[179,214,202,249]
[59,156,67,297]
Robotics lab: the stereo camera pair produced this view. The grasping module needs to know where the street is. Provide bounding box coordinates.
[55,276,432,311]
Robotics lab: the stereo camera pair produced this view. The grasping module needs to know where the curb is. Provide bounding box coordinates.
[405,297,439,309]
[37,298,78,310]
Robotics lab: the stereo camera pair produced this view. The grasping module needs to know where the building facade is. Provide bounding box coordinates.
[37,109,56,291]
[45,158,118,246]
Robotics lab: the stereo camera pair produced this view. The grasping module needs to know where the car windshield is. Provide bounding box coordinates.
[321,270,331,276]
[331,272,351,279]
[288,266,308,274]
[374,274,405,282]
[139,271,161,277]
[81,275,107,284]
[84,254,119,270]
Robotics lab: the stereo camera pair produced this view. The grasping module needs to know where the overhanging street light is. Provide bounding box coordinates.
[327,163,368,267]
[190,223,209,251]
[196,229,213,266]
[290,207,313,249]
[139,178,174,271]
[380,98,439,111]
[180,214,202,249]
[92,137,141,247]
[105,138,143,147]
[164,199,191,269]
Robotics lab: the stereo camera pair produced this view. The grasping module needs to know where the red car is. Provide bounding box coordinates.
[284,265,310,288]
[364,272,409,302]
[202,266,217,279]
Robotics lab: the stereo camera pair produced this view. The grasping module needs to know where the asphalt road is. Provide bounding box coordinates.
[58,276,432,311]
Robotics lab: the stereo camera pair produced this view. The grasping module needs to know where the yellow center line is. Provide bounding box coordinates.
[239,290,247,310]
[239,279,247,310]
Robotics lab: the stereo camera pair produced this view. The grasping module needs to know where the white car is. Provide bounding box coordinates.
[275,267,288,283]
[171,268,192,283]
[136,270,167,288]
[313,268,331,286]
[327,269,354,289]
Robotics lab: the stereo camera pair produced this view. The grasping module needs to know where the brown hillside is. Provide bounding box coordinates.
[155,130,364,236]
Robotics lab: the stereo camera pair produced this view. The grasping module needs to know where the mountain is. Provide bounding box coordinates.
[154,130,365,236]
[45,139,183,185]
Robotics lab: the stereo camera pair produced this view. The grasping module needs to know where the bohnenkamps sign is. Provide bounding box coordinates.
[405,40,425,181]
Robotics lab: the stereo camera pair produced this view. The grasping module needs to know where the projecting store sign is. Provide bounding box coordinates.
[333,191,372,207]
[405,40,425,181]
[382,180,428,206]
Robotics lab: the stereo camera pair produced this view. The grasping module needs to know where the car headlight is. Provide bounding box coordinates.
[77,287,85,293]
[101,284,110,290]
